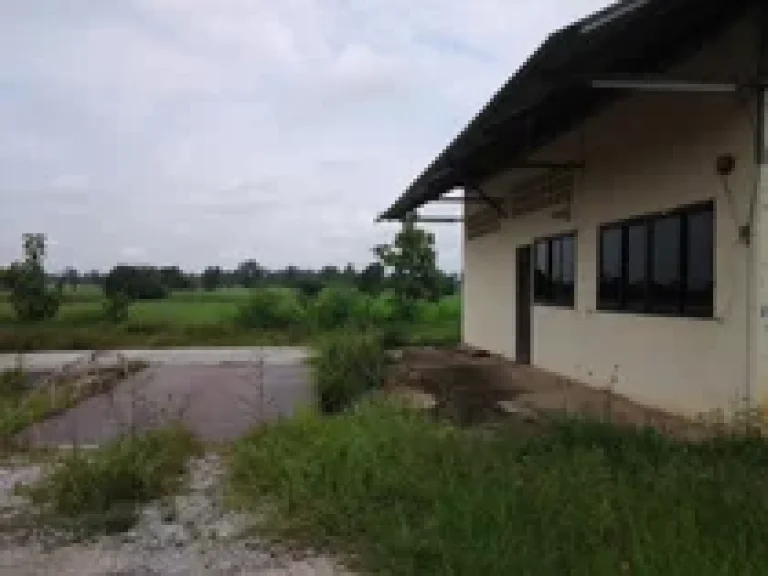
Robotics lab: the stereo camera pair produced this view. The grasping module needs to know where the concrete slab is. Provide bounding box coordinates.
[0,347,311,372]
[21,361,313,446]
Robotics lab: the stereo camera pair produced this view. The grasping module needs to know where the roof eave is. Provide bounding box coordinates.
[379,0,753,222]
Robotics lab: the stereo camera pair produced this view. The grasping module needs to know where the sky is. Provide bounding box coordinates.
[0,0,612,273]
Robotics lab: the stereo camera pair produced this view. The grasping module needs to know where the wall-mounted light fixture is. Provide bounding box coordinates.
[716,153,736,176]
[715,153,751,243]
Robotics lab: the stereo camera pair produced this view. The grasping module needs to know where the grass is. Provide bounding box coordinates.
[229,399,768,575]
[23,426,202,535]
[311,330,388,414]
[0,288,461,351]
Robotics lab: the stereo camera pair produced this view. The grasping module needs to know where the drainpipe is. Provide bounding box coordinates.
[748,7,768,416]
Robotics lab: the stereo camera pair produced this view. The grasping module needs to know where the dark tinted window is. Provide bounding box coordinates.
[651,214,681,313]
[534,233,575,308]
[551,237,563,297]
[625,222,647,312]
[686,208,714,316]
[533,240,549,302]
[561,235,575,305]
[597,202,714,317]
[599,226,622,309]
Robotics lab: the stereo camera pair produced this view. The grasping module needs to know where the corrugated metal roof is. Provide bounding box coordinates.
[379,0,757,221]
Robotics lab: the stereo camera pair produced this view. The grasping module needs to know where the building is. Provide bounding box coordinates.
[379,0,768,418]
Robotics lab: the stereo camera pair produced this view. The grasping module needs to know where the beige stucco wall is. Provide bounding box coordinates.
[463,15,760,417]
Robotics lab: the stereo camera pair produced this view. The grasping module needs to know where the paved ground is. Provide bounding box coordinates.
[2,348,314,446]
[0,347,309,372]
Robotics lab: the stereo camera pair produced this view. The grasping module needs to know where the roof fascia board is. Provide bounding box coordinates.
[580,0,651,34]
[591,78,741,92]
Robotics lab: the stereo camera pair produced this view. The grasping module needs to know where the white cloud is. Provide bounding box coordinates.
[0,0,612,271]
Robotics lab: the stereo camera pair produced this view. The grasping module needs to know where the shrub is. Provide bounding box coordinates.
[234,287,305,331]
[436,294,461,321]
[25,426,201,535]
[367,291,398,324]
[312,330,388,414]
[310,285,369,331]
[103,292,131,324]
[0,364,26,399]
[413,294,461,324]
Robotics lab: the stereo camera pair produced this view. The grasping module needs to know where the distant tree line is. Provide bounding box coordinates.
[1,220,461,324]
[32,261,459,301]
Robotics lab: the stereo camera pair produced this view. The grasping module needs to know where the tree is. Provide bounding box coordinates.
[7,233,61,322]
[159,266,192,291]
[105,265,167,301]
[201,266,223,291]
[235,260,266,288]
[375,215,441,316]
[294,276,324,300]
[0,267,12,291]
[63,267,80,291]
[319,265,340,283]
[84,269,101,286]
[437,271,460,297]
[357,262,386,295]
[342,263,356,283]
[103,290,130,323]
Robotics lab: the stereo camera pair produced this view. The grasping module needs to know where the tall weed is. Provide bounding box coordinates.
[230,400,768,576]
[25,426,201,535]
[311,330,388,413]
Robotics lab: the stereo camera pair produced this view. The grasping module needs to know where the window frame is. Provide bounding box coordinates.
[533,231,577,309]
[597,200,715,319]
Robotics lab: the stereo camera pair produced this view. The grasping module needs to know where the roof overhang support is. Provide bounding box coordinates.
[430,197,484,204]
[589,75,745,93]
[408,216,464,224]
[467,185,506,218]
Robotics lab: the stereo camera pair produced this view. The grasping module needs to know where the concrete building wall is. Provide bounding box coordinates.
[462,15,760,417]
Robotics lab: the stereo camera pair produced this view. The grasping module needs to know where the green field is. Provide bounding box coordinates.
[0,288,460,351]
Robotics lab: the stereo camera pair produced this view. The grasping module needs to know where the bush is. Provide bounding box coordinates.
[312,330,388,414]
[103,292,131,324]
[367,291,399,324]
[25,426,201,535]
[0,364,26,399]
[234,287,305,331]
[310,285,369,331]
[413,294,461,324]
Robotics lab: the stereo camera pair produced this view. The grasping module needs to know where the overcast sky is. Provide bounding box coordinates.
[0,0,612,272]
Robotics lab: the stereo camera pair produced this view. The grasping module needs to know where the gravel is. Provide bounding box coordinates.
[0,454,351,576]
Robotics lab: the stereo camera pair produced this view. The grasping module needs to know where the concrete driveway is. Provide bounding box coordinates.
[2,347,314,446]
[0,347,309,371]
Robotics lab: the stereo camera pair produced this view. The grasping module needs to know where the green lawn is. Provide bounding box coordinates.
[0,289,460,351]
[0,296,239,327]
[230,399,768,576]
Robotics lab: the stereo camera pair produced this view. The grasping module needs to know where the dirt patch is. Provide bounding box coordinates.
[388,346,713,440]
